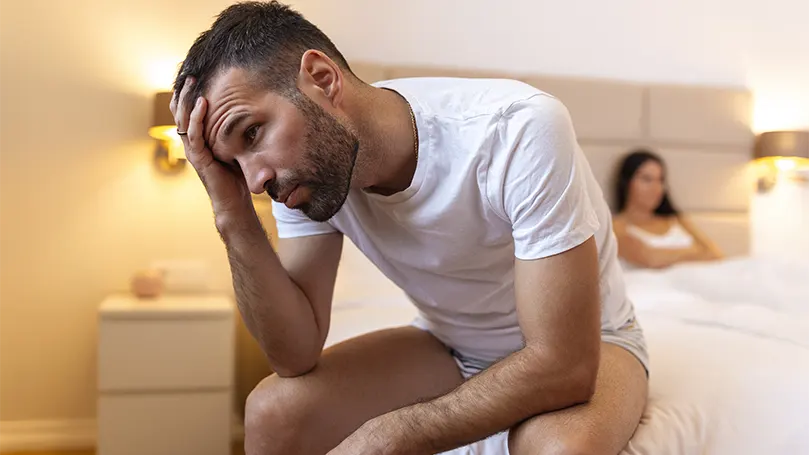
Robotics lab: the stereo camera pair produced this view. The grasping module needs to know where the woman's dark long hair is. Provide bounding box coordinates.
[614,149,679,216]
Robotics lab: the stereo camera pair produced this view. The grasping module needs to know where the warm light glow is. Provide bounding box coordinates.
[755,156,809,173]
[148,125,187,163]
[148,125,177,141]
[145,58,183,92]
[774,158,797,172]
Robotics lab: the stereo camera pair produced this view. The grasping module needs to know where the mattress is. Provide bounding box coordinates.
[324,257,809,454]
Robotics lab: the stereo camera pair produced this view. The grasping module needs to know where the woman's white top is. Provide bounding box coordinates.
[626,221,695,249]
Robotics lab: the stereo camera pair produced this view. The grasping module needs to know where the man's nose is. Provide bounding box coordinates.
[244,166,274,195]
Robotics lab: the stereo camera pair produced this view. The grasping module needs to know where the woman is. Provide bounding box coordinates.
[612,149,723,269]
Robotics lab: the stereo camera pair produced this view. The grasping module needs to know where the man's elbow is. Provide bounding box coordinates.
[558,350,599,406]
[569,361,598,403]
[271,359,318,378]
[528,347,599,409]
[263,345,322,378]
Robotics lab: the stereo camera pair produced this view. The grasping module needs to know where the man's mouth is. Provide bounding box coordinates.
[277,185,301,208]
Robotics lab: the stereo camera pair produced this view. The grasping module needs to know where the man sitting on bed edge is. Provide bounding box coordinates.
[170,2,649,454]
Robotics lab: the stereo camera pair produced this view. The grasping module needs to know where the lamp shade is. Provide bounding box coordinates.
[152,91,175,128]
[149,92,181,148]
[148,92,178,142]
[148,91,186,167]
[754,130,809,160]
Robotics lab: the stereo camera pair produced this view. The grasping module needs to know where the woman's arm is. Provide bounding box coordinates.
[612,216,718,269]
[613,216,657,267]
[677,215,724,261]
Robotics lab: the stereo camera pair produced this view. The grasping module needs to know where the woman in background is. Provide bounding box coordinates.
[612,149,724,269]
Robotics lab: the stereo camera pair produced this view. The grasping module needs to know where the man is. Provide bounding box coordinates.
[170,2,649,454]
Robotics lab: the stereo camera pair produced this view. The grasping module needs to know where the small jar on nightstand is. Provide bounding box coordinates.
[96,293,236,455]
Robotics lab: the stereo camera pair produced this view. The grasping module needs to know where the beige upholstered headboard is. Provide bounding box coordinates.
[349,62,755,256]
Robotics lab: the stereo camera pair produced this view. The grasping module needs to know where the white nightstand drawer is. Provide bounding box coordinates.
[98,391,232,455]
[98,317,234,391]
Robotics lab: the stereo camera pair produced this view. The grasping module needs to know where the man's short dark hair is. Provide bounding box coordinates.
[173,1,354,111]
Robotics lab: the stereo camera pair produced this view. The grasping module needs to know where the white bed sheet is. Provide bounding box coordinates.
[623,257,809,454]
[625,257,809,349]
[324,257,809,454]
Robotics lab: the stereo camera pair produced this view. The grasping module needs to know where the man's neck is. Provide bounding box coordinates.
[348,85,418,196]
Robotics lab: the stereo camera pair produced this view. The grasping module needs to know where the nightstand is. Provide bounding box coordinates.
[97,293,236,455]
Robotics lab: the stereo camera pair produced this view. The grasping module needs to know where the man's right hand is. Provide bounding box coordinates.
[168,78,342,376]
[170,77,254,218]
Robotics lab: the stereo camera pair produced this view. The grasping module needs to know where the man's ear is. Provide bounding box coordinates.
[298,50,344,108]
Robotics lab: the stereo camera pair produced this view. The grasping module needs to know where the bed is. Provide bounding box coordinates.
[263,63,807,453]
[324,256,809,454]
[619,257,809,454]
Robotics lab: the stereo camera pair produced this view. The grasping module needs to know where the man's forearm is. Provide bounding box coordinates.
[217,210,322,376]
[380,346,597,454]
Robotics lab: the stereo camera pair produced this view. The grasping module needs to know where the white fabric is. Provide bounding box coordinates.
[621,315,809,455]
[273,77,635,362]
[624,256,809,319]
[323,257,809,455]
[624,258,809,454]
[626,222,695,249]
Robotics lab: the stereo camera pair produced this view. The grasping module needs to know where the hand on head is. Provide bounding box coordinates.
[169,77,254,217]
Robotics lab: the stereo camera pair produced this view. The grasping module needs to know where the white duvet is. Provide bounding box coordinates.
[625,257,809,348]
[325,257,809,454]
[621,257,809,454]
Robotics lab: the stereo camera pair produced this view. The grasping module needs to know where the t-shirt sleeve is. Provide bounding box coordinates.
[492,95,600,260]
[271,200,338,238]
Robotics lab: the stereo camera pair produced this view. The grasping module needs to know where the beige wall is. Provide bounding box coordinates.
[751,170,809,260]
[0,0,276,422]
[303,0,809,132]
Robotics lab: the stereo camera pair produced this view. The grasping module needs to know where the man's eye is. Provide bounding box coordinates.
[245,125,259,144]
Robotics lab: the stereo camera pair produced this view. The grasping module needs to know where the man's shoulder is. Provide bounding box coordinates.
[373,77,553,121]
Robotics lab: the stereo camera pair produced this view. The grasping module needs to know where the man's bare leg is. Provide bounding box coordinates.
[244,326,464,455]
[508,343,648,455]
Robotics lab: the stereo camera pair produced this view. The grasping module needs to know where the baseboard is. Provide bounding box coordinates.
[0,415,245,453]
[0,419,96,452]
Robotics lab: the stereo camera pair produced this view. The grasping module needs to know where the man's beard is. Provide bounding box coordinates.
[268,94,359,222]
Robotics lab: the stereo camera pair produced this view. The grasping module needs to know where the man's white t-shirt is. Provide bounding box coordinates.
[272,77,637,362]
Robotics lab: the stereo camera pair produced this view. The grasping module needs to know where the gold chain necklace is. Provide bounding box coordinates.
[407,98,419,162]
[384,87,419,162]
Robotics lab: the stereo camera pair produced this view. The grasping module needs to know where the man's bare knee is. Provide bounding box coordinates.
[511,432,608,455]
[245,374,317,455]
[550,437,607,455]
[509,417,614,455]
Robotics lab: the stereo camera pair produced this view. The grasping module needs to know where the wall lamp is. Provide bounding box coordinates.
[753,130,809,192]
[148,92,186,173]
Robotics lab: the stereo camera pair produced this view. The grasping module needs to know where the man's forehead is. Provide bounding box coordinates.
[202,68,255,140]
[205,67,254,100]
